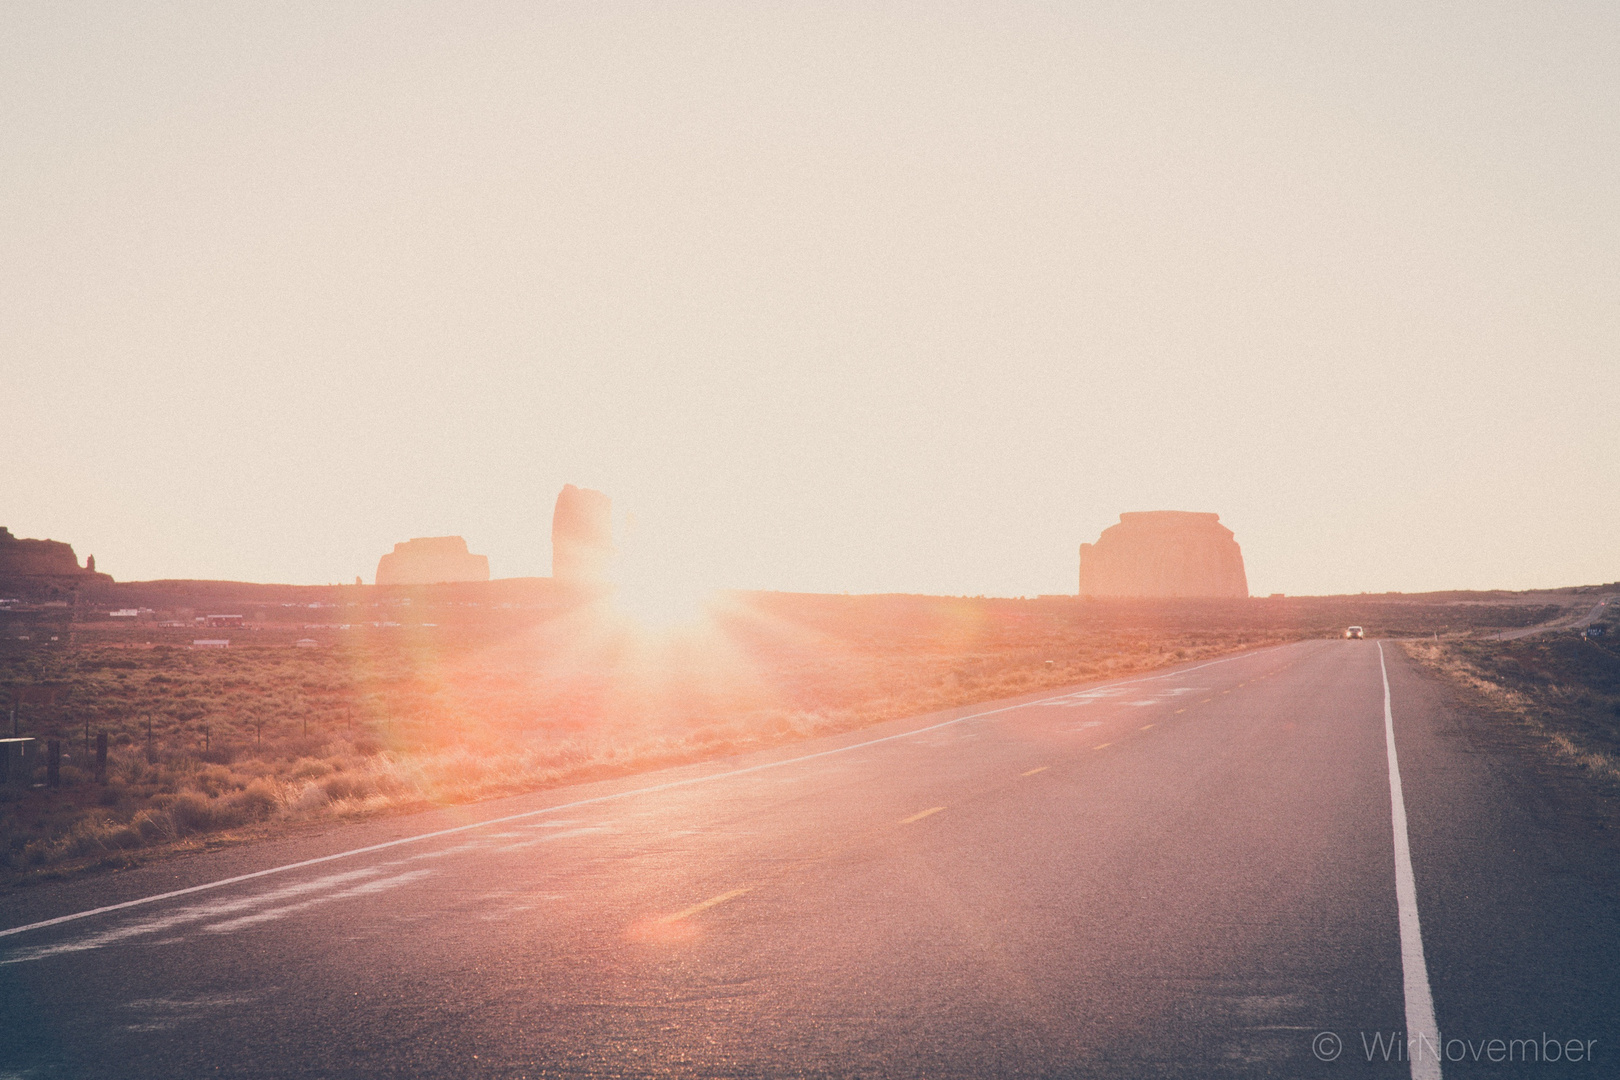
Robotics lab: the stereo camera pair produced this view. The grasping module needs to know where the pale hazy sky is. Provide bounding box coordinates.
[5,2,1617,596]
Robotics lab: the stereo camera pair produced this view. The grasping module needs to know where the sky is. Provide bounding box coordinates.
[4,1,1617,597]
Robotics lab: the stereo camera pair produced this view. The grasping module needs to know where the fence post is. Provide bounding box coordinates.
[47,739,60,788]
[96,732,108,785]
[0,742,9,786]
[146,716,155,764]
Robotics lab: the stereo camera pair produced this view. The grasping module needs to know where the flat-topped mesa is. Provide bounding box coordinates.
[374,536,490,586]
[0,526,112,583]
[1079,511,1249,598]
[551,485,613,581]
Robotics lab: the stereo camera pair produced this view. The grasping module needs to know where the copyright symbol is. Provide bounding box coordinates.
[1313,1031,1342,1062]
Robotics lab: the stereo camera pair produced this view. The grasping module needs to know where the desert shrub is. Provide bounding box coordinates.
[231,758,280,779]
[227,779,281,821]
[321,773,373,802]
[103,823,142,849]
[278,733,328,758]
[52,817,117,859]
[188,764,235,797]
[166,792,217,835]
[427,755,486,790]
[289,757,333,781]
[130,808,171,844]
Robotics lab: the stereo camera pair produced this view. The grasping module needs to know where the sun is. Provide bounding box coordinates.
[610,574,718,630]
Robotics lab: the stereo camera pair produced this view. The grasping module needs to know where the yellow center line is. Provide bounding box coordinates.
[1140,724,1155,730]
[899,806,946,825]
[661,887,753,923]
[1021,766,1049,776]
[1200,698,1212,704]
[1174,708,1187,714]
[1093,742,1113,750]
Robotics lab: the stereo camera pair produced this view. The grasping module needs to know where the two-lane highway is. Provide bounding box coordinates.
[3,641,1616,1078]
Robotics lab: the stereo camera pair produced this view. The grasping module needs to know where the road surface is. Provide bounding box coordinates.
[3,640,1617,1078]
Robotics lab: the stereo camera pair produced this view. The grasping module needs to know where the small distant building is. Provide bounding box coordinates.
[192,639,229,648]
[109,609,140,618]
[203,614,244,628]
[294,638,321,648]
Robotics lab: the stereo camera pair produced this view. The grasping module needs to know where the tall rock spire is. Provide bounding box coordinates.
[551,485,614,581]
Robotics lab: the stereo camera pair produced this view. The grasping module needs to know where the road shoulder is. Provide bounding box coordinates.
[1385,645,1620,1074]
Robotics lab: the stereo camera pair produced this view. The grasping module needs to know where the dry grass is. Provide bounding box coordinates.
[1402,634,1620,788]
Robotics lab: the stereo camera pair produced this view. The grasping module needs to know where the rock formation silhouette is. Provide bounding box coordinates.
[552,485,614,581]
[0,526,112,584]
[375,536,490,585]
[1079,512,1248,598]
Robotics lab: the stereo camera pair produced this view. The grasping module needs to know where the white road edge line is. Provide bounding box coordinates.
[1379,641,1443,1080]
[1,643,1297,941]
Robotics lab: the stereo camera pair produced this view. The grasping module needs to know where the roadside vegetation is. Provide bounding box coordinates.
[1403,626,1620,796]
[0,589,1578,881]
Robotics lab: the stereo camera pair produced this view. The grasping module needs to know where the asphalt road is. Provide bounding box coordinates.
[2,640,1617,1079]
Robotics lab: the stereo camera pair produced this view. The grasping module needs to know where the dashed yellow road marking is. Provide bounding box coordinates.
[1174,708,1187,714]
[1140,724,1155,730]
[1200,698,1213,704]
[1021,766,1049,776]
[899,806,946,825]
[662,887,752,923]
[1093,743,1113,750]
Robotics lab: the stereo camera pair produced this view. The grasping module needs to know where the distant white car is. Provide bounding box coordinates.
[1345,626,1364,639]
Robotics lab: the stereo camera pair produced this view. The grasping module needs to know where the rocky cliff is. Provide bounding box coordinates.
[1079,512,1249,598]
[551,485,614,581]
[0,526,112,585]
[375,536,490,586]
